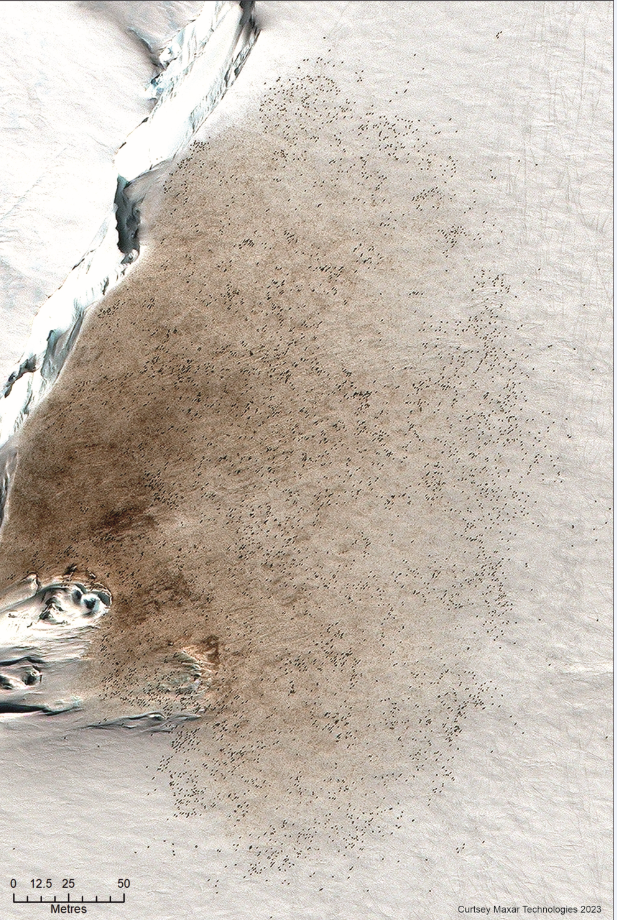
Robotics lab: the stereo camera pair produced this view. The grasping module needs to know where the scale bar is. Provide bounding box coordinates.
[13,893,126,904]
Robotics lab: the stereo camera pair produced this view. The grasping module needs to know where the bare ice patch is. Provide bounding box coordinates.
[0,574,110,714]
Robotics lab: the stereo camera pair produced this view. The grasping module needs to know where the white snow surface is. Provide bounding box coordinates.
[0,574,110,713]
[0,1,203,382]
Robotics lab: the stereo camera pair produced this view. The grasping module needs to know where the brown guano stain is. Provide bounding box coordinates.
[0,62,553,869]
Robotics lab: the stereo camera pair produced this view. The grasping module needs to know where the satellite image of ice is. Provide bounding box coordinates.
[0,2,611,918]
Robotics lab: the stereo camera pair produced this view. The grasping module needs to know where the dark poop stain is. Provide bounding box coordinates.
[99,502,156,537]
[0,60,557,869]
